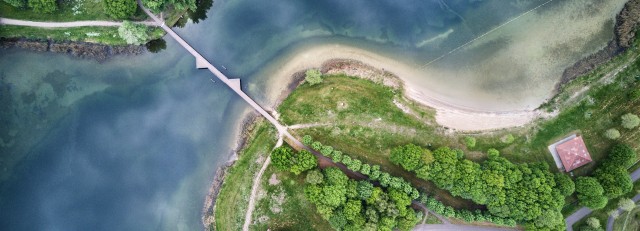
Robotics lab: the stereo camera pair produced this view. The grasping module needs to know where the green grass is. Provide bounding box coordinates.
[0,25,164,45]
[249,161,332,230]
[425,214,443,224]
[0,1,147,22]
[213,121,277,231]
[613,204,640,231]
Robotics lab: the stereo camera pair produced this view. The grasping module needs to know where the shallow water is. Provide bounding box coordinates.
[0,0,628,230]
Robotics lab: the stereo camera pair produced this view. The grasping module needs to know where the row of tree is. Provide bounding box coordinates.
[304,135,420,200]
[270,146,318,175]
[418,194,516,226]
[575,144,636,209]
[391,144,570,230]
[304,167,421,231]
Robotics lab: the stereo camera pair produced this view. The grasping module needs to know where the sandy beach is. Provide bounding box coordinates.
[256,43,543,131]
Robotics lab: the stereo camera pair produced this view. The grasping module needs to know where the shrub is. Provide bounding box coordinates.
[604,128,621,140]
[118,21,149,45]
[360,164,371,175]
[306,170,324,185]
[463,137,476,148]
[629,89,640,100]
[4,0,25,8]
[621,113,640,129]
[585,217,600,229]
[305,69,322,85]
[607,143,637,168]
[501,134,515,144]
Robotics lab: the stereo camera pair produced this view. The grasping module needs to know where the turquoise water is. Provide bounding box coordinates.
[0,0,625,230]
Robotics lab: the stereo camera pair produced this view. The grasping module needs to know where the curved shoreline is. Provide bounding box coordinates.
[260,44,543,131]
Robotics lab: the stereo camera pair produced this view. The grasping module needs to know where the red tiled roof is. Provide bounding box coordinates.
[555,136,592,172]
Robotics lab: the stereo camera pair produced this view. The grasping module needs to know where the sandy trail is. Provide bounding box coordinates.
[242,132,283,231]
[0,17,156,27]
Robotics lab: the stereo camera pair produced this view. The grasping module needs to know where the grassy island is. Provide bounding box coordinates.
[210,29,640,230]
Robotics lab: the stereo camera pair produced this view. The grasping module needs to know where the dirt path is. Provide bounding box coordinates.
[0,17,156,27]
[242,133,283,231]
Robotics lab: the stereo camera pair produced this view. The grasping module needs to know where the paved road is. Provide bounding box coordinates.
[606,194,640,231]
[566,166,640,231]
[0,17,156,27]
[413,224,515,231]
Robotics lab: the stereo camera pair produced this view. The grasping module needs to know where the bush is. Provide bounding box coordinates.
[621,113,640,129]
[390,144,427,171]
[463,137,476,148]
[629,89,640,100]
[305,69,322,86]
[501,134,515,144]
[306,170,324,185]
[104,0,137,19]
[360,164,371,175]
[585,217,600,229]
[607,143,637,168]
[4,0,26,8]
[118,21,149,45]
[604,128,621,140]
[28,0,56,13]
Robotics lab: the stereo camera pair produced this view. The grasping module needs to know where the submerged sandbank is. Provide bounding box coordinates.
[252,0,627,131]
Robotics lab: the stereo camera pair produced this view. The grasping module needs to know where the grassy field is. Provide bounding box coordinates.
[213,121,277,231]
[0,25,164,45]
[249,161,332,230]
[0,1,147,22]
[614,204,640,231]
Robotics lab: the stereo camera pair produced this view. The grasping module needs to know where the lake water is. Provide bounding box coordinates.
[0,0,627,230]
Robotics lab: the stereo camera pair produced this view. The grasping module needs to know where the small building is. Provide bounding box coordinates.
[548,134,592,172]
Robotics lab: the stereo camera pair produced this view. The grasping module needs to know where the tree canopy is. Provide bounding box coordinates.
[575,177,608,209]
[104,0,137,19]
[621,113,640,129]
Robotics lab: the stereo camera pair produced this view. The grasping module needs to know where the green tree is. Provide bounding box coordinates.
[360,164,371,175]
[357,181,374,200]
[618,198,636,212]
[604,128,621,140]
[305,69,322,85]
[103,0,137,19]
[321,145,334,156]
[302,135,313,145]
[575,177,608,209]
[369,165,381,180]
[142,0,195,12]
[621,113,640,129]
[629,89,640,100]
[607,144,637,168]
[28,0,56,13]
[331,151,343,163]
[270,146,294,171]
[347,159,362,172]
[341,155,352,165]
[390,144,427,171]
[324,167,348,187]
[311,141,323,151]
[291,150,317,175]
[555,173,575,196]
[343,199,362,221]
[118,21,149,45]
[3,0,25,8]
[595,166,632,199]
[464,137,476,148]
[306,170,324,185]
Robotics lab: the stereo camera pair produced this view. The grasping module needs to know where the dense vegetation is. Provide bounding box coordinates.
[575,144,637,210]
[391,144,567,230]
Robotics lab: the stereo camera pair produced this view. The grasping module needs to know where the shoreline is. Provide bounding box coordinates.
[0,38,147,61]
